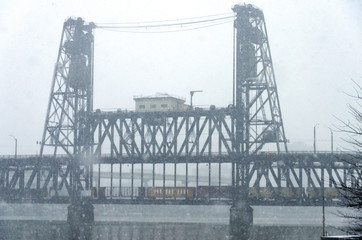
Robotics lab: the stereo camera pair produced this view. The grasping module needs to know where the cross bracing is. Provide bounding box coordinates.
[87,109,236,158]
[0,153,360,206]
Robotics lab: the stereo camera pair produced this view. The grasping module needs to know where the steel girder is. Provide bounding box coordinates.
[86,109,235,158]
[0,152,359,206]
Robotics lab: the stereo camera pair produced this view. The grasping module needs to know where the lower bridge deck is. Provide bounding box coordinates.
[1,185,345,206]
[0,152,358,206]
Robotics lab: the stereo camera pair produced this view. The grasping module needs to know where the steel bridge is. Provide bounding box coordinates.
[1,6,360,239]
[0,151,358,206]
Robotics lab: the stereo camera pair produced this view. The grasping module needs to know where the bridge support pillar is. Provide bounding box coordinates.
[67,200,94,240]
[229,201,253,240]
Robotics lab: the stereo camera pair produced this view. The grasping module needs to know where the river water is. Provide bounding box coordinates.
[0,204,351,239]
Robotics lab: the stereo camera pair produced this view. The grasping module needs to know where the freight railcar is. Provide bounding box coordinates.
[306,187,340,200]
[196,186,232,199]
[145,187,195,198]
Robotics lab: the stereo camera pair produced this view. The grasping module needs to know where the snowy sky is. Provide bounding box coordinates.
[0,0,361,154]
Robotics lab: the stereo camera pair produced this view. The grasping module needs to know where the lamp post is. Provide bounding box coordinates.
[322,180,326,236]
[36,141,42,156]
[190,90,203,108]
[328,127,333,154]
[9,135,17,159]
[313,123,319,154]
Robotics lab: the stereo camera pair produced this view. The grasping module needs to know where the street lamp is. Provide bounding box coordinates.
[36,141,42,155]
[190,90,203,108]
[313,123,319,154]
[328,127,334,154]
[9,135,17,159]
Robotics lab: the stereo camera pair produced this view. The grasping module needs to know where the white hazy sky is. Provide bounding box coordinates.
[0,0,361,155]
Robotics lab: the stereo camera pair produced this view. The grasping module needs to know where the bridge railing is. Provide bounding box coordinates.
[0,151,353,160]
[0,154,68,159]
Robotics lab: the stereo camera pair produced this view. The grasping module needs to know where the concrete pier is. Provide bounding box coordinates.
[67,200,94,240]
[230,201,253,240]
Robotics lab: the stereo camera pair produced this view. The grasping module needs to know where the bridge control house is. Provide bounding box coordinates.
[134,93,189,112]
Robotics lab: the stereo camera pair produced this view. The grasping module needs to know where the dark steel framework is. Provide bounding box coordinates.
[232,4,288,201]
[39,17,95,198]
[233,4,288,155]
[40,17,95,157]
[0,153,359,206]
[0,6,359,207]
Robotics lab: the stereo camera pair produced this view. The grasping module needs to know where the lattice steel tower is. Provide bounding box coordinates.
[230,5,289,239]
[233,4,288,155]
[40,18,95,157]
[38,18,95,198]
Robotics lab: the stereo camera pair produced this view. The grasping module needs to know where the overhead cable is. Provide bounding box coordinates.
[96,15,235,30]
[97,19,234,34]
[96,12,235,26]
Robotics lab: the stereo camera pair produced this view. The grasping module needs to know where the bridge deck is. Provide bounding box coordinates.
[0,152,358,206]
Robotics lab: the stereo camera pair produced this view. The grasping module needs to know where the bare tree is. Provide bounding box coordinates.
[335,81,362,236]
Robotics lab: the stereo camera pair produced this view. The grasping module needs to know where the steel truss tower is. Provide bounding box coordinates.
[230,5,289,238]
[232,4,288,206]
[233,4,288,155]
[40,18,95,195]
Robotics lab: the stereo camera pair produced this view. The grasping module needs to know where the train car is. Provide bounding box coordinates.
[104,187,139,198]
[278,188,303,199]
[145,187,195,198]
[23,189,48,200]
[249,187,273,199]
[307,187,340,200]
[249,187,303,200]
[325,188,340,199]
[120,187,139,198]
[80,190,92,198]
[197,186,232,199]
[49,188,69,198]
[91,187,97,198]
[98,187,106,199]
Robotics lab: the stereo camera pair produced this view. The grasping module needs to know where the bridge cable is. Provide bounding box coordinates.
[95,14,236,33]
[97,19,235,34]
[96,12,235,26]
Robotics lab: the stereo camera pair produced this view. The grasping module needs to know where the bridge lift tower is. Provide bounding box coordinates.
[40,17,96,238]
[231,4,288,239]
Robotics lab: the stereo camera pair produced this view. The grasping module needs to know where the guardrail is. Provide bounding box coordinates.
[0,151,352,160]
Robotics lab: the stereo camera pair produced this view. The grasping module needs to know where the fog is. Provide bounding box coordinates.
[0,0,361,155]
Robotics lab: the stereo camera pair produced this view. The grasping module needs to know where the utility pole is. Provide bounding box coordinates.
[190,90,202,108]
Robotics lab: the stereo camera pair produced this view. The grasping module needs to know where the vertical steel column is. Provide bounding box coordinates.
[110,164,113,199]
[98,164,101,196]
[196,161,199,199]
[119,164,122,193]
[163,162,166,200]
[185,118,189,199]
[152,162,155,187]
[131,163,134,200]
